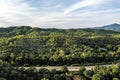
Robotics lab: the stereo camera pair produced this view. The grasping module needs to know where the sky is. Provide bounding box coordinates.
[0,0,120,28]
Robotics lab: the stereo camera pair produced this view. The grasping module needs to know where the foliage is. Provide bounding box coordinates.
[0,63,120,80]
[0,26,120,66]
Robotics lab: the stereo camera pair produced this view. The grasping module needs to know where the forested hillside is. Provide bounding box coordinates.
[0,26,120,66]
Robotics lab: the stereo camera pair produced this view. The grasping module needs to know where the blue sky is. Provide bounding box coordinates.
[0,0,120,28]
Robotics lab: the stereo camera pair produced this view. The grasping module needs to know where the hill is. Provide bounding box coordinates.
[0,26,120,66]
[94,23,120,31]
[0,26,119,38]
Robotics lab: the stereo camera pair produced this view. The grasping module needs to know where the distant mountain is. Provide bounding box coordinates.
[94,23,120,31]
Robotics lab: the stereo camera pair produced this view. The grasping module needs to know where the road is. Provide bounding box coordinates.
[23,64,111,71]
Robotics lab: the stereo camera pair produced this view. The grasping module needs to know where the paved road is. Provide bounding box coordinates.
[23,64,111,71]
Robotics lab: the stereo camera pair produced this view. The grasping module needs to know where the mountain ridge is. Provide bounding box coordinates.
[94,23,120,31]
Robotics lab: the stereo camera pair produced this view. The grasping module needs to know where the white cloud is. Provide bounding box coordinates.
[0,0,37,26]
[43,8,120,28]
[64,0,105,14]
[0,0,119,28]
[0,0,65,27]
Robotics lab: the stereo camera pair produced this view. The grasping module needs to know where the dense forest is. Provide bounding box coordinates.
[0,26,120,66]
[0,26,120,80]
[0,61,120,80]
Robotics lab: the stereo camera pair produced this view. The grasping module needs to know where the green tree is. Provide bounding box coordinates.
[0,78,6,80]
[83,70,94,78]
[113,78,119,80]
[61,66,69,74]
[92,74,102,80]
[79,66,86,75]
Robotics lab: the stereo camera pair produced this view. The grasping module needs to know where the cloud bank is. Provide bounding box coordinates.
[0,0,119,28]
